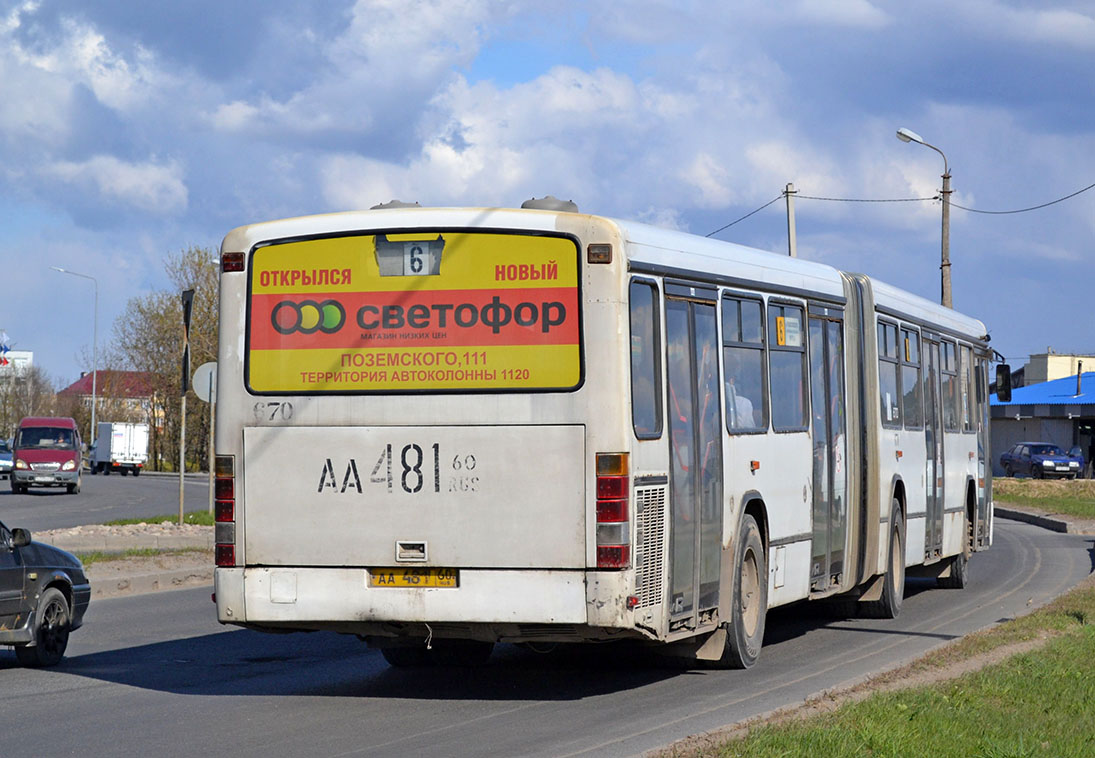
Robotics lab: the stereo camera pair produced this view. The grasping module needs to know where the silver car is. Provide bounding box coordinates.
[0,440,12,480]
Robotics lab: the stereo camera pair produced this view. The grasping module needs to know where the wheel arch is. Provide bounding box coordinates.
[740,489,769,551]
[889,474,907,525]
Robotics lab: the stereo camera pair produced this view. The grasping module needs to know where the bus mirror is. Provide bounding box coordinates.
[996,364,1012,403]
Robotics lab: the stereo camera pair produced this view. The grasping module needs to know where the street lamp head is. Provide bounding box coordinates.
[896,127,923,144]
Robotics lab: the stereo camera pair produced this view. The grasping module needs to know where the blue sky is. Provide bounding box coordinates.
[2,0,1093,387]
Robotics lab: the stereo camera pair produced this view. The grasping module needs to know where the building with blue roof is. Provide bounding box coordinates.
[990,370,1095,477]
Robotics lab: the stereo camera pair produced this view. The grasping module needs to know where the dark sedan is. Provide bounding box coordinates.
[999,442,1081,479]
[1,520,90,666]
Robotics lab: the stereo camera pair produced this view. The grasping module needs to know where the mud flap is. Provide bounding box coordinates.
[859,573,885,603]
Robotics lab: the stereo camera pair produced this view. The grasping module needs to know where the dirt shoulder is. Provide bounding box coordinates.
[36,522,214,599]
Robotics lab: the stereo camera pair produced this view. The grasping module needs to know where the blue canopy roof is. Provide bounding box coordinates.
[991,371,1095,406]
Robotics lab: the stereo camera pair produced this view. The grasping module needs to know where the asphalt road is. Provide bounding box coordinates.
[0,471,211,531]
[1,518,1091,757]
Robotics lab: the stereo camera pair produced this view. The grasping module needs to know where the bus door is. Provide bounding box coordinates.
[808,308,847,590]
[664,288,722,629]
[923,336,945,557]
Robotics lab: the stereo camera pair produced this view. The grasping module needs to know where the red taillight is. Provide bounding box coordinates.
[221,252,245,272]
[215,500,234,523]
[596,475,628,500]
[596,499,627,522]
[215,454,237,567]
[597,545,630,568]
[215,544,236,567]
[595,453,630,569]
[214,477,234,501]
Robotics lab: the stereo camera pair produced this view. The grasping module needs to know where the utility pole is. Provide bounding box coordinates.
[784,183,798,258]
[940,169,952,308]
[896,127,952,308]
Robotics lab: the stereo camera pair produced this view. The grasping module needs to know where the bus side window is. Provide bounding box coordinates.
[877,321,901,428]
[901,327,923,428]
[768,303,808,431]
[960,345,975,432]
[722,294,767,433]
[941,340,960,431]
[629,280,662,439]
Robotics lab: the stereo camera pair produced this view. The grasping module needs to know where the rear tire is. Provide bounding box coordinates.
[938,553,969,589]
[716,513,767,669]
[14,588,71,667]
[861,500,905,619]
[133,468,141,477]
[939,509,973,589]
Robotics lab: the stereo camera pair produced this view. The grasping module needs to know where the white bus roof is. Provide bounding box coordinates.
[222,206,987,342]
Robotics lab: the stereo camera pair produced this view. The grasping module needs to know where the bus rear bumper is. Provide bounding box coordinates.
[216,566,593,631]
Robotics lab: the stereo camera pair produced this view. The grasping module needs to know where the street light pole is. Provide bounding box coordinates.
[51,266,99,445]
[896,127,952,308]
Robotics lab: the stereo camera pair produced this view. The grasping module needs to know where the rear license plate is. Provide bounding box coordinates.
[368,568,459,588]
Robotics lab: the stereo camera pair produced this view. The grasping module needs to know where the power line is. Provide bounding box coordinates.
[705,179,1095,237]
[797,194,937,203]
[952,181,1095,215]
[705,195,783,238]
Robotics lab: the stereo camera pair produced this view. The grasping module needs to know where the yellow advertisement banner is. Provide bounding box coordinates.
[250,344,581,392]
[247,231,582,392]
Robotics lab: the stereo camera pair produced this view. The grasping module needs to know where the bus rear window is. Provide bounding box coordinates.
[246,230,581,393]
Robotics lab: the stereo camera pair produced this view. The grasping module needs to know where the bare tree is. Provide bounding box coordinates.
[0,365,57,438]
[110,246,219,470]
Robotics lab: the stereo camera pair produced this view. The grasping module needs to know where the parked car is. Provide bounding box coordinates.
[0,519,90,666]
[0,439,12,480]
[10,416,83,494]
[999,441,1081,479]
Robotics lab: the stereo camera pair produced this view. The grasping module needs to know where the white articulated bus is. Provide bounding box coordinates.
[212,200,995,668]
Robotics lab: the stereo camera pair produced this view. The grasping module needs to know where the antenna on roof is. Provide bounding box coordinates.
[370,200,421,210]
[521,196,579,212]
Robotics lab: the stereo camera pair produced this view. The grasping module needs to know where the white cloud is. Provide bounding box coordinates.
[47,155,188,214]
[6,14,169,114]
[974,2,1095,50]
[205,0,509,138]
[788,0,891,29]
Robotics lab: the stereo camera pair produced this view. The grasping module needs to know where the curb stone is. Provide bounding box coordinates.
[995,503,1095,536]
[88,564,214,600]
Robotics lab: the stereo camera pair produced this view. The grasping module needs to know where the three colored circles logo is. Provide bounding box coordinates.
[271,299,346,335]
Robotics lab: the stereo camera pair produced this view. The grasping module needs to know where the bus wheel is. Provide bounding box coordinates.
[718,513,767,669]
[938,510,973,590]
[862,500,905,619]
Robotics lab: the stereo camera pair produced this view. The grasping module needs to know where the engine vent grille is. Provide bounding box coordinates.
[634,486,666,609]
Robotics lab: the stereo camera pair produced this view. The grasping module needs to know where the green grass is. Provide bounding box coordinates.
[75,546,210,567]
[682,580,1095,758]
[994,493,1095,519]
[992,478,1095,520]
[102,510,214,527]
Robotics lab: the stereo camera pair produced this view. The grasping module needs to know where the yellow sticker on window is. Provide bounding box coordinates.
[776,316,786,347]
